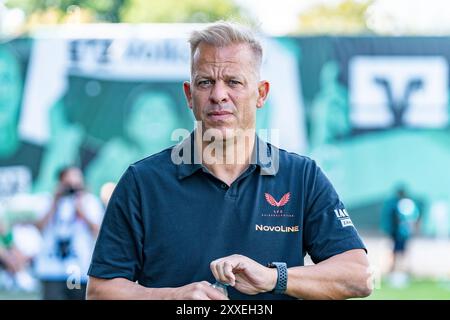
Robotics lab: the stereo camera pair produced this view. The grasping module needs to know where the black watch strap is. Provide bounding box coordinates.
[267,262,287,294]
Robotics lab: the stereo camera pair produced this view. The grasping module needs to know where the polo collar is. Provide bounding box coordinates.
[175,131,278,180]
[253,136,279,176]
[174,133,203,180]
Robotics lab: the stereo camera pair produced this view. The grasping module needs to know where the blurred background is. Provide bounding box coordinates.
[0,0,449,300]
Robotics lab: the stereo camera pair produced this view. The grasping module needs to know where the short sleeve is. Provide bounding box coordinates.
[303,161,366,264]
[88,166,144,281]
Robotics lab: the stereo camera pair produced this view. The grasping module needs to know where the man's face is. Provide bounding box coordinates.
[183,43,269,139]
[61,168,84,189]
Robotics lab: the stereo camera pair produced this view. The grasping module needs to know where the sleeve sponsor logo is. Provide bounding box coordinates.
[340,218,354,227]
[334,209,354,228]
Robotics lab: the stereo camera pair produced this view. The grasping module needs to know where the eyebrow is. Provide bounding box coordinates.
[194,73,245,81]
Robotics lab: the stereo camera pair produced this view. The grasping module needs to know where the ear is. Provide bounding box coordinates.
[183,81,193,110]
[256,80,270,108]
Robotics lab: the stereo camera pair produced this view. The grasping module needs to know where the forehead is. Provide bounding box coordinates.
[192,43,255,72]
[63,168,83,179]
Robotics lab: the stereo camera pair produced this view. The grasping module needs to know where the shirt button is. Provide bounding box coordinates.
[221,183,228,189]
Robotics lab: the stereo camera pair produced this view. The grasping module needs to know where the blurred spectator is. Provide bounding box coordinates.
[0,210,23,280]
[33,166,104,300]
[0,203,37,292]
[381,185,421,286]
[0,240,30,290]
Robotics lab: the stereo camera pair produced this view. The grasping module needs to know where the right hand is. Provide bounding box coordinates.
[169,281,229,300]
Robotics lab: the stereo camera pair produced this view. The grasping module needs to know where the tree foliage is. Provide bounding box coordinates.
[120,0,246,23]
[5,0,248,25]
[297,0,373,35]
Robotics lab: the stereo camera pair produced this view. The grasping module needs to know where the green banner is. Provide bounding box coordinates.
[2,30,450,235]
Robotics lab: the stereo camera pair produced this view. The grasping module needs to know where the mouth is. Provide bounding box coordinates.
[207,110,234,121]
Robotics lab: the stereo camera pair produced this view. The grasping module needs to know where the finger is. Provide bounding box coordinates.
[223,261,236,286]
[210,260,220,281]
[215,261,229,284]
[217,261,235,285]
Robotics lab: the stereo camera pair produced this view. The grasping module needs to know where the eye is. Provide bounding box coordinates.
[228,79,241,86]
[197,79,213,87]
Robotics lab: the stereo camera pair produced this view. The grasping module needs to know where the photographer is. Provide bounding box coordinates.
[33,166,104,300]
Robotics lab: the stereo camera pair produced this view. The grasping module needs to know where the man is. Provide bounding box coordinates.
[87,21,372,300]
[0,205,34,291]
[381,185,420,285]
[34,166,104,299]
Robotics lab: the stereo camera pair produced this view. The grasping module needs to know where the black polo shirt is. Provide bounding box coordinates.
[88,134,366,300]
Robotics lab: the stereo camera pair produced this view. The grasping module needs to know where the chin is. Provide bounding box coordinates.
[221,129,238,141]
[202,125,237,141]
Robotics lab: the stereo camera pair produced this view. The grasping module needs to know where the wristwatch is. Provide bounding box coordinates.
[267,262,288,294]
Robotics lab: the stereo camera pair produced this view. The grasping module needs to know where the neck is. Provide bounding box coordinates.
[194,129,256,186]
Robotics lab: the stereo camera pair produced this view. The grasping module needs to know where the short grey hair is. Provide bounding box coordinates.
[188,21,263,76]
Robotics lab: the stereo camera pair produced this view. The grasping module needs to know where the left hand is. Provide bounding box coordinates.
[210,254,277,295]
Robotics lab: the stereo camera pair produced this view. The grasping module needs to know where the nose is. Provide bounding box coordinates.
[209,81,229,105]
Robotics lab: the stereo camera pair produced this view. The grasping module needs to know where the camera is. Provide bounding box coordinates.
[56,237,72,259]
[62,186,82,196]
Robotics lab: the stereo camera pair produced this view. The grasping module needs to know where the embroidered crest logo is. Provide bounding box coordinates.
[265,192,291,207]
